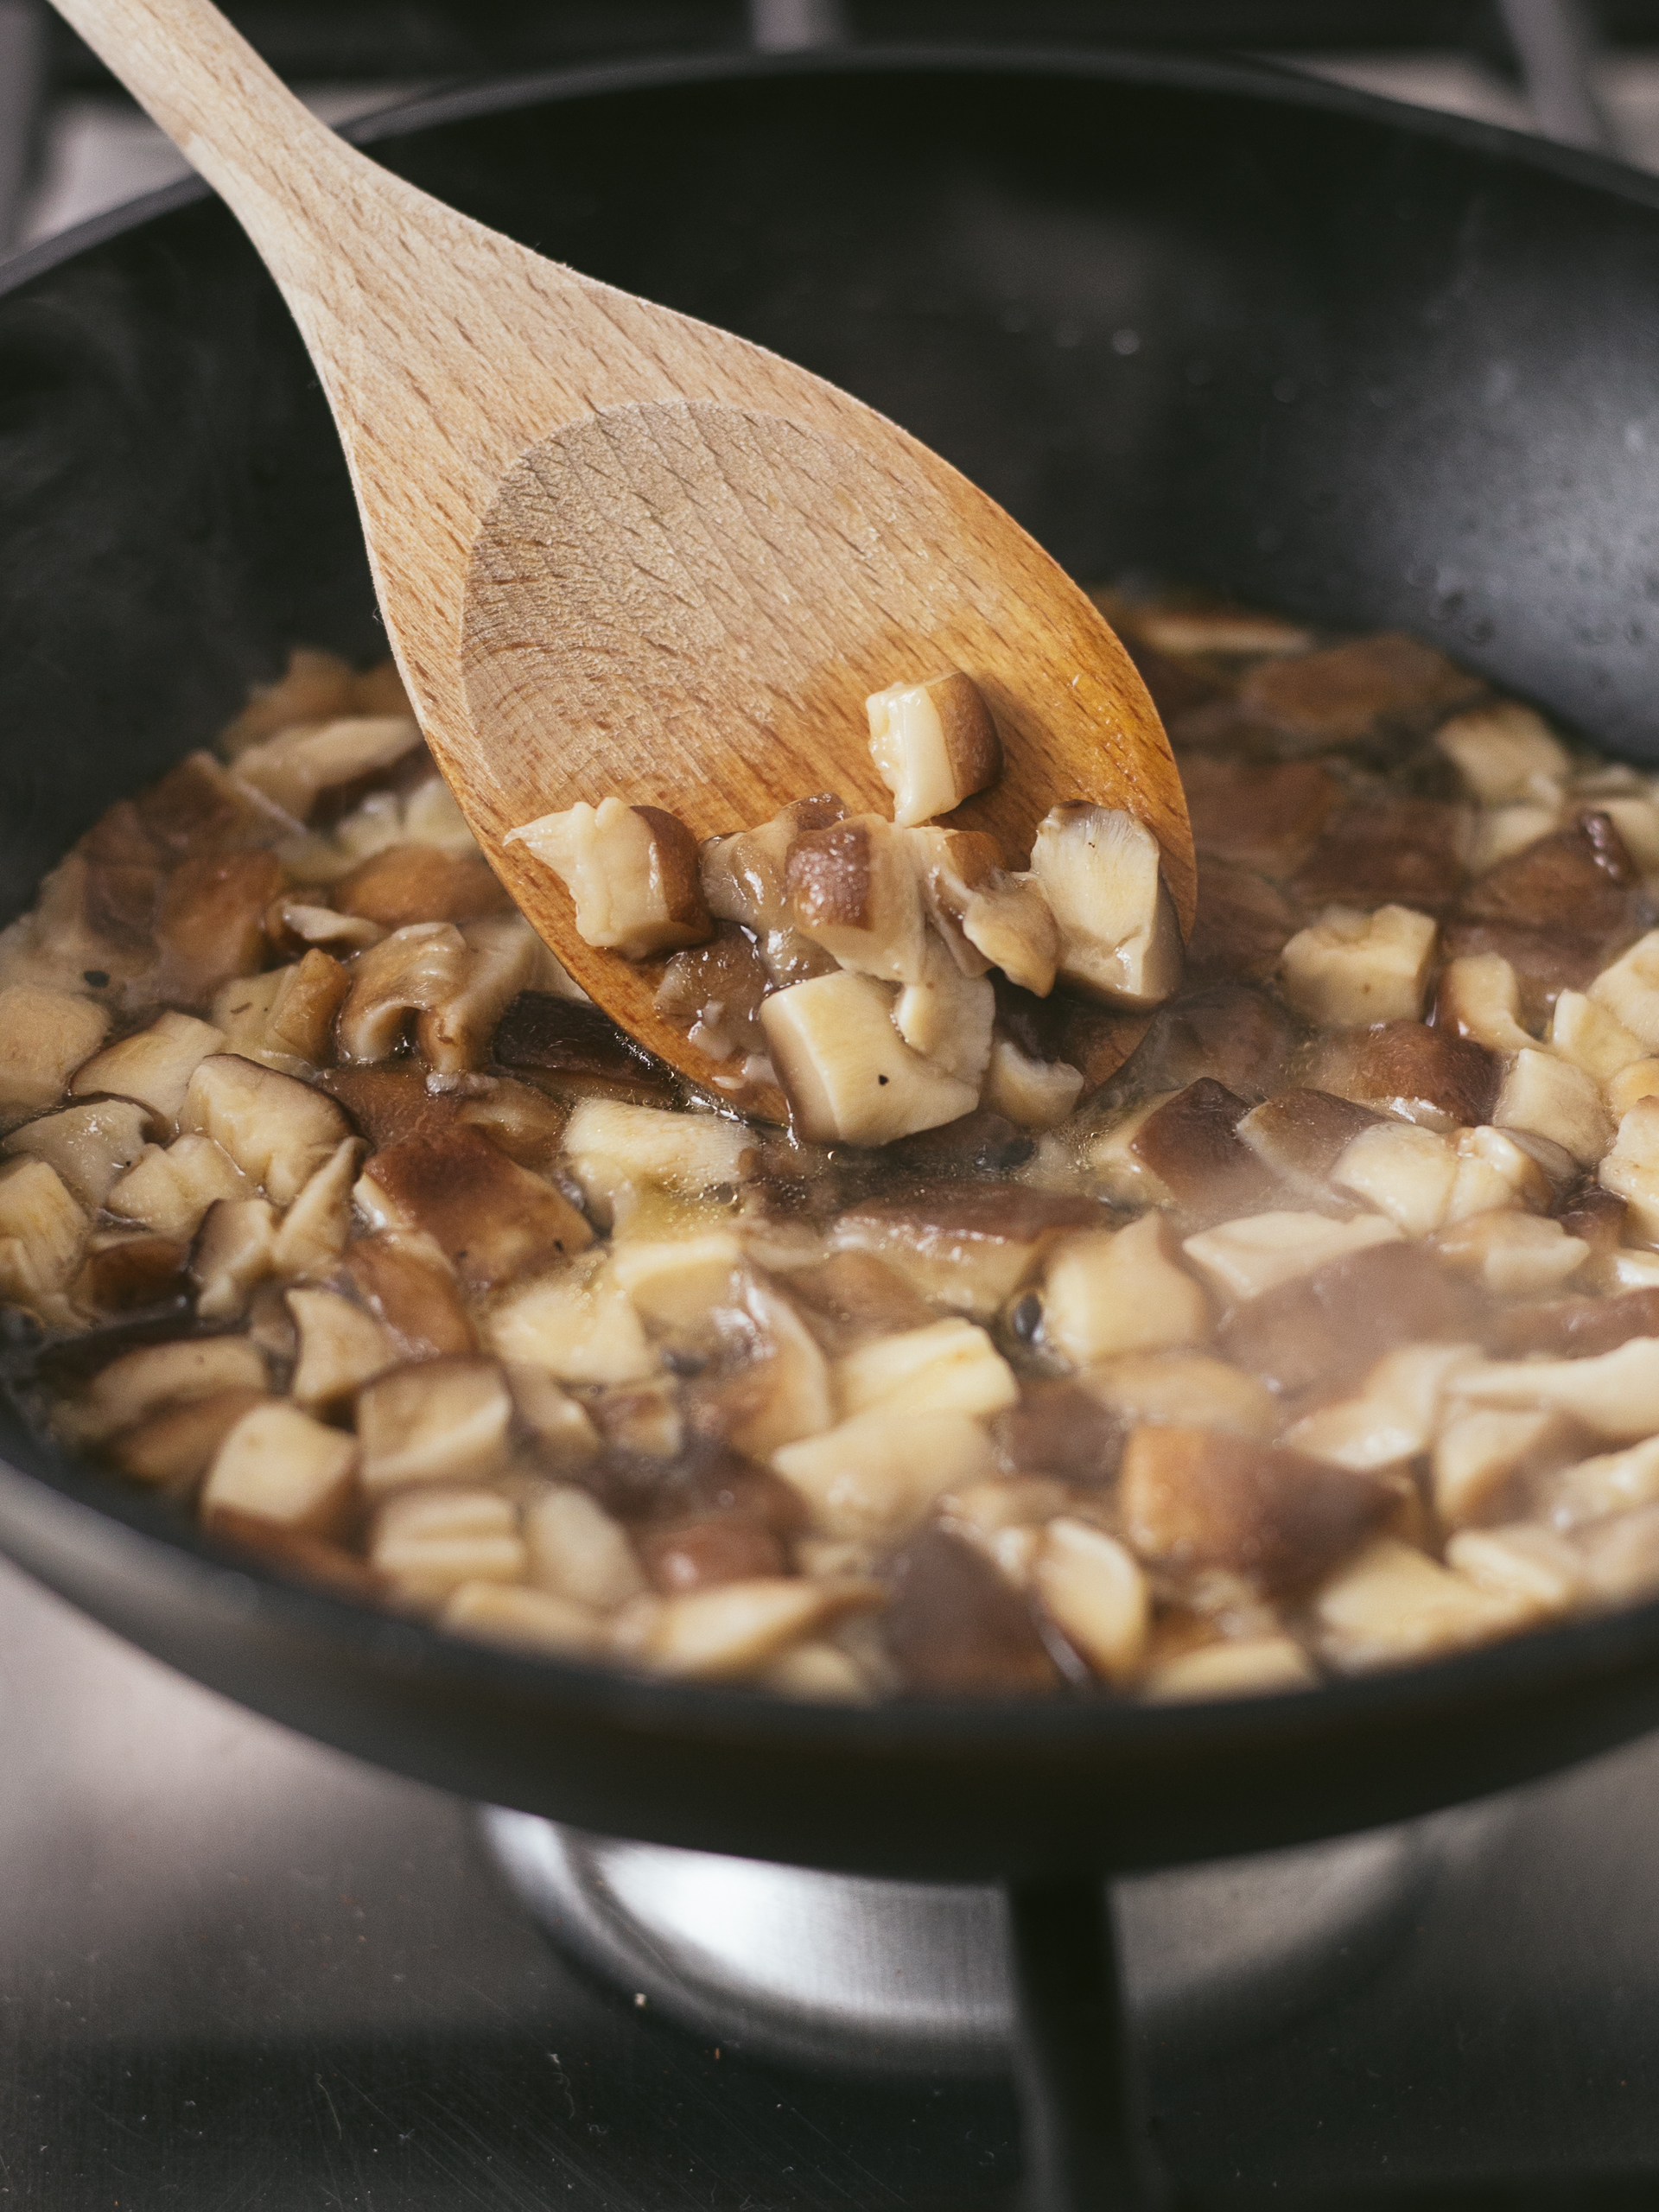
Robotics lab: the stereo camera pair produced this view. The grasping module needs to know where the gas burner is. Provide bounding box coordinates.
[480,1806,1492,2078]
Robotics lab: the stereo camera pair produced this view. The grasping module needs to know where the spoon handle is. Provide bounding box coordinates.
[40,0,632,532]
[42,0,401,282]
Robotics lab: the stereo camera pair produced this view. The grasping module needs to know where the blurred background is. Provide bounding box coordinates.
[9,0,1659,257]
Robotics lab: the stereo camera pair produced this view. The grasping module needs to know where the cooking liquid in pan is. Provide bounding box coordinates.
[5,592,1659,1702]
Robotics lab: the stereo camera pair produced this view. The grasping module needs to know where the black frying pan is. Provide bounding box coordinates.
[4,48,1659,1886]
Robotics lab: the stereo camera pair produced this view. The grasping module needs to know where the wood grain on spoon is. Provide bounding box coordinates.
[49,0,1193,1116]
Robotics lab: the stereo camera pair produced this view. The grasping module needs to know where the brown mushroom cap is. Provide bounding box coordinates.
[1131,1077,1277,1215]
[359,1122,594,1291]
[880,1524,1059,1694]
[1319,1020,1501,1129]
[1238,631,1484,747]
[1457,810,1640,937]
[1121,1424,1394,1593]
[334,843,513,929]
[1217,1239,1484,1398]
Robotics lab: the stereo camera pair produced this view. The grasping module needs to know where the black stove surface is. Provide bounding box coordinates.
[3,1548,1659,2210]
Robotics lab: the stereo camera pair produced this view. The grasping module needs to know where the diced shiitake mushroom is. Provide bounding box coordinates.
[589,1376,684,1459]
[105,1134,251,1241]
[263,894,386,958]
[487,1257,658,1387]
[1313,1538,1530,1670]
[505,1363,601,1462]
[219,647,364,751]
[1329,1122,1467,1240]
[342,1230,476,1359]
[619,1576,880,1682]
[1234,1088,1381,1205]
[723,1278,835,1458]
[1602,1097,1659,1243]
[1181,1210,1404,1304]
[0,985,108,1111]
[183,1054,353,1206]
[505,798,712,958]
[524,1484,645,1610]
[332,842,512,931]
[609,1231,745,1344]
[70,1009,225,1130]
[1081,1350,1277,1442]
[1028,804,1181,1009]
[60,1336,268,1451]
[3,1098,149,1211]
[216,950,350,1071]
[760,971,977,1146]
[1492,1049,1611,1166]
[560,1096,752,1221]
[761,1643,870,1700]
[830,1185,1106,1320]
[1466,802,1562,874]
[981,1034,1084,1128]
[73,1231,189,1319]
[335,924,469,1062]
[1550,989,1647,1083]
[1128,601,1314,658]
[358,1123,593,1291]
[1443,1523,1588,1617]
[1432,1407,1577,1527]
[778,1250,934,1350]
[441,1580,603,1657]
[1432,1211,1590,1298]
[834,1317,1018,1422]
[1143,1637,1318,1700]
[270,1137,359,1281]
[455,1079,572,1174]
[1312,1020,1498,1135]
[1032,1519,1148,1682]
[153,852,287,1008]
[1590,931,1659,1050]
[0,1156,86,1312]
[910,829,1059,996]
[772,1410,995,1541]
[233,713,422,819]
[357,1357,514,1494]
[891,931,995,1086]
[287,1286,398,1412]
[1434,701,1568,802]
[1282,1342,1478,1471]
[1451,1327,1659,1451]
[784,815,928,983]
[1542,1434,1659,1526]
[700,794,846,985]
[880,1524,1058,1693]
[865,671,1002,828]
[1451,1336,1659,1443]
[416,914,554,1077]
[200,1401,358,1538]
[1039,1214,1211,1365]
[107,1384,271,1490]
[1613,1062,1659,1120]
[1120,1424,1393,1594]
[191,1197,278,1322]
[1280,904,1437,1026]
[370,1487,526,1602]
[1084,1095,1179,1208]
[1436,955,1535,1056]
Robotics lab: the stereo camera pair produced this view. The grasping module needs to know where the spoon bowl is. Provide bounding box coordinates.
[50,0,1192,1109]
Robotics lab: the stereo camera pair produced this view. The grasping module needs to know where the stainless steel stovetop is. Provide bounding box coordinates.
[7,1548,1659,2209]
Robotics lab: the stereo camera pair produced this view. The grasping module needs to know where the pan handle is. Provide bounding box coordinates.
[1006,1873,1170,2211]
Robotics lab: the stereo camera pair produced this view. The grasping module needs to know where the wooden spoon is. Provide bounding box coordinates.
[50,0,1192,1119]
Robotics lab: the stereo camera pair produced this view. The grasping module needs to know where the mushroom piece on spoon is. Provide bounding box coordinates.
[49,0,1192,1120]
